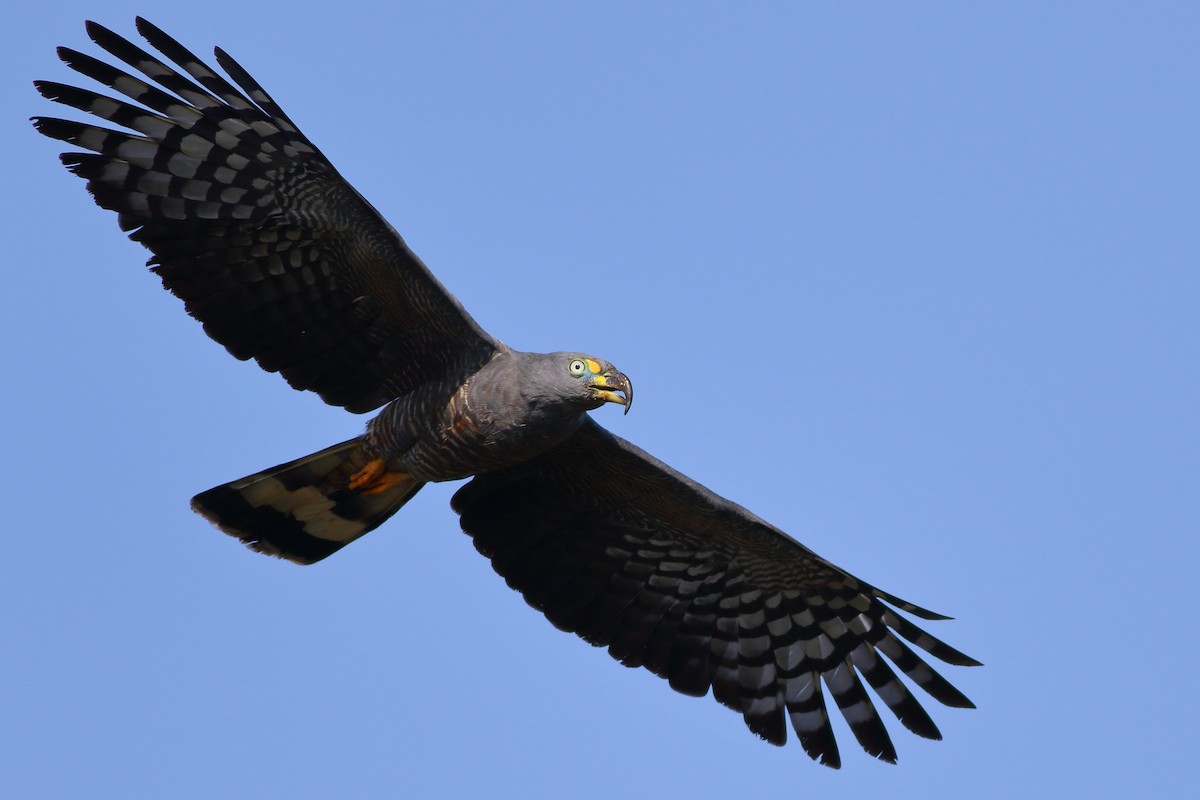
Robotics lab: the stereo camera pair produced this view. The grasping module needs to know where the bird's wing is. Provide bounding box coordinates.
[33,19,500,413]
[452,418,980,767]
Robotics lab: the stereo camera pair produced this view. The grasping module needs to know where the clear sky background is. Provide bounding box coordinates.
[3,2,1195,798]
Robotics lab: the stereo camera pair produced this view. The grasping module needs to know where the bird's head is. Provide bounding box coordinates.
[553,353,633,415]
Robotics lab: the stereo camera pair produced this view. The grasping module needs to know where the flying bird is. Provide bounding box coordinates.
[32,18,979,767]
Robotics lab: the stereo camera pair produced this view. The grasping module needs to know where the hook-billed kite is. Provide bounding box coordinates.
[33,19,978,767]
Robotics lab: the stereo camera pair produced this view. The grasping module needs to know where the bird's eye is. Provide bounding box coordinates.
[568,359,587,376]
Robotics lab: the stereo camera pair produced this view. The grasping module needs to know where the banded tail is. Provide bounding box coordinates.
[192,438,423,564]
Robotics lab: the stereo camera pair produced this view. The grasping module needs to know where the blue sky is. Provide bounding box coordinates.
[3,2,1195,797]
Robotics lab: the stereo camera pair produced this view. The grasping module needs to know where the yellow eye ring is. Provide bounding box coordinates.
[568,358,587,376]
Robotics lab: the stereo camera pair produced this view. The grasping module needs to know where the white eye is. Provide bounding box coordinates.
[568,358,587,376]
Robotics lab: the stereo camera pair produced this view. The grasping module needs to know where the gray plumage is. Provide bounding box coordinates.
[33,18,979,768]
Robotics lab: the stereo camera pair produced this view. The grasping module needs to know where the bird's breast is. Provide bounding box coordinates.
[436,387,583,478]
[373,381,582,483]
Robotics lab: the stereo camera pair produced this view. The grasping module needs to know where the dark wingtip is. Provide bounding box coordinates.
[747,713,788,747]
[55,47,87,72]
[134,16,162,42]
[907,605,954,622]
[84,19,118,47]
[941,686,977,710]
[29,116,65,141]
[31,79,72,103]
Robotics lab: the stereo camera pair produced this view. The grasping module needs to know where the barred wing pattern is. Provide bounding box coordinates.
[33,18,499,413]
[452,420,979,767]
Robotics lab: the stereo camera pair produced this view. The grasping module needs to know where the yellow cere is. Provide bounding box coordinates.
[586,359,602,374]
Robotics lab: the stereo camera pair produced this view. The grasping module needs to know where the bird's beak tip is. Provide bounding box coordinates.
[593,370,632,415]
[616,371,633,415]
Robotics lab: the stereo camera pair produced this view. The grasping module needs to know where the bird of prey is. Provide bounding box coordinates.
[33,18,979,767]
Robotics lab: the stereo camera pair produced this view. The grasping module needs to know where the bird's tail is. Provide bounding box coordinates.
[191,438,423,565]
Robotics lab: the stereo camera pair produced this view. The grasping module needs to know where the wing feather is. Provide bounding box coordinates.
[452,418,979,766]
[34,19,500,412]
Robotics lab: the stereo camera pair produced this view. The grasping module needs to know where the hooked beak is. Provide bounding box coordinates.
[589,370,633,415]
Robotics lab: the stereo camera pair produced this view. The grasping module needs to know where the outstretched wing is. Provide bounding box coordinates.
[452,419,979,767]
[32,19,499,412]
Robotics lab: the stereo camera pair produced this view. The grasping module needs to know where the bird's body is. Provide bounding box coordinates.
[367,351,621,483]
[34,18,979,768]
